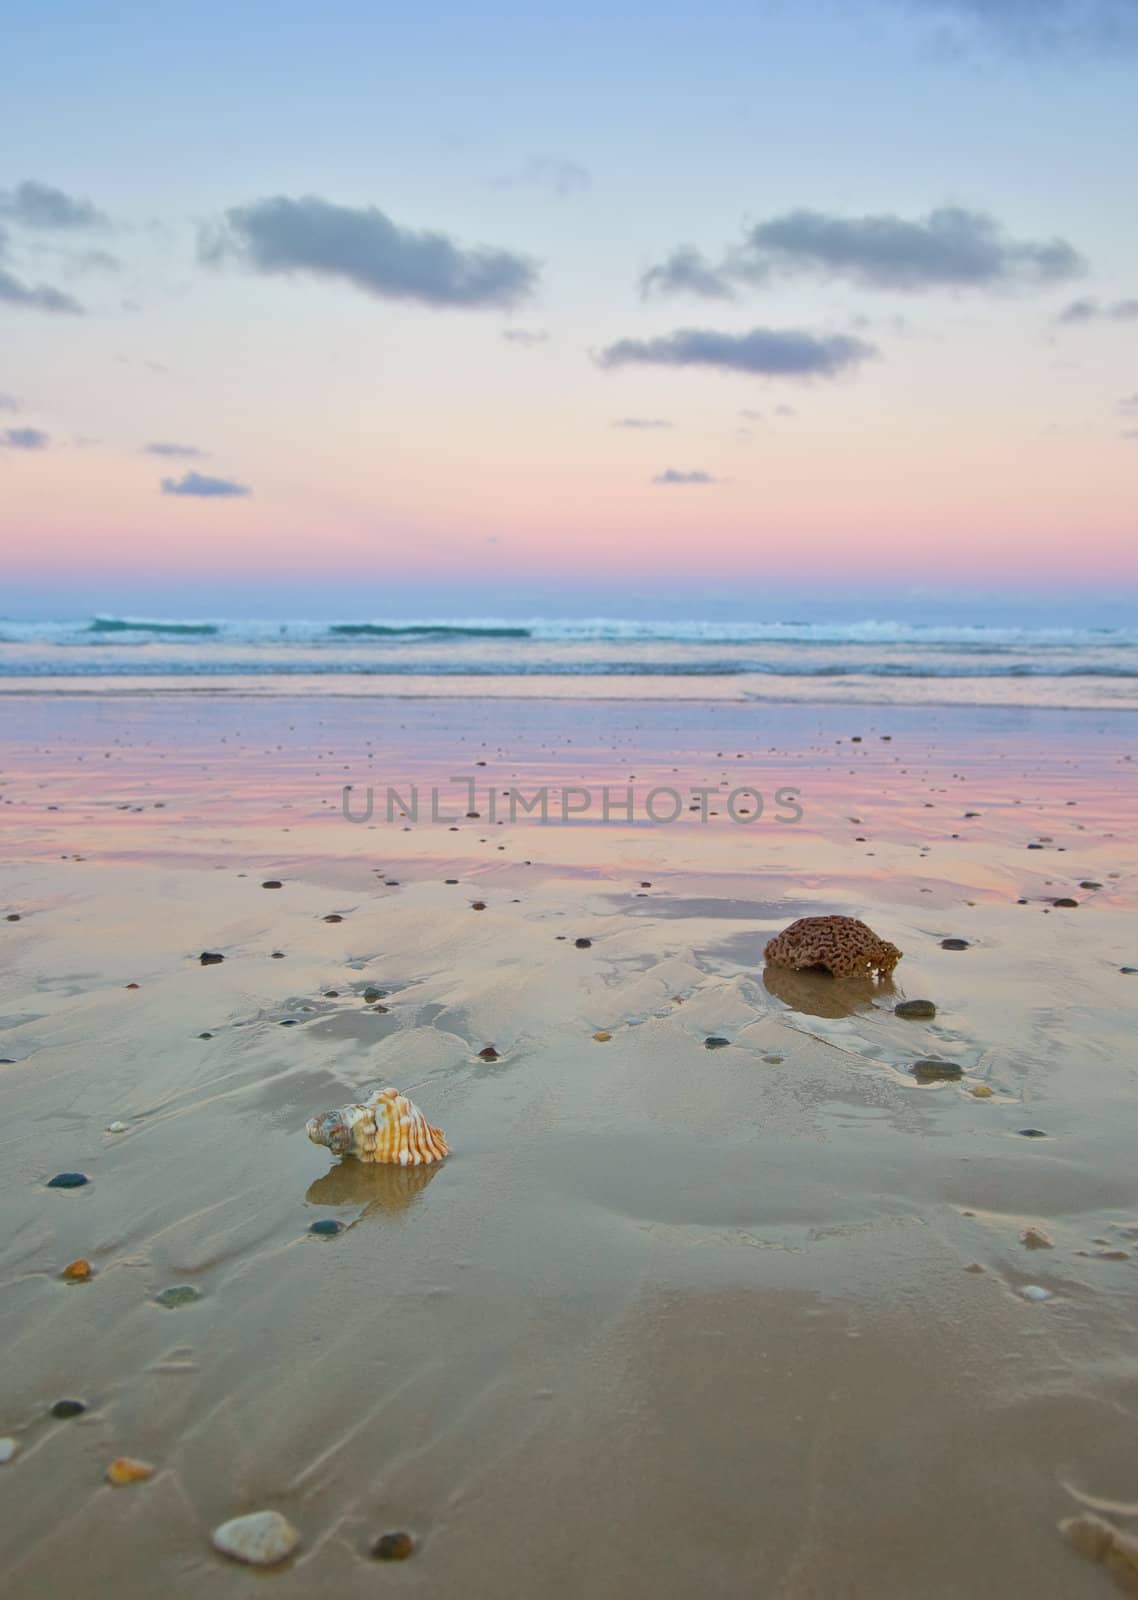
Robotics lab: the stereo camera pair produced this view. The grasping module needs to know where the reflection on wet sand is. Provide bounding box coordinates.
[762,962,894,1019]
[306,1158,443,1217]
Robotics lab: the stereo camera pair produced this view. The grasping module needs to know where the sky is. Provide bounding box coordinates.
[1,0,1137,624]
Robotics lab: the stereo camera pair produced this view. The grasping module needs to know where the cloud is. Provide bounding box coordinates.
[160,470,250,498]
[652,468,718,485]
[0,227,84,314]
[202,195,538,310]
[1057,295,1138,324]
[501,328,549,345]
[144,441,205,458]
[70,248,122,275]
[597,326,877,380]
[490,158,590,199]
[897,0,1138,52]
[613,416,673,429]
[1,426,49,450]
[1119,393,1138,414]
[641,207,1084,298]
[0,180,108,229]
[641,246,736,300]
[0,391,18,411]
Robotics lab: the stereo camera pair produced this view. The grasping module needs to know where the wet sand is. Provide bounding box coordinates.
[1,695,1136,1597]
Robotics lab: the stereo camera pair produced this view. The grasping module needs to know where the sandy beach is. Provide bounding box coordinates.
[0,691,1135,1597]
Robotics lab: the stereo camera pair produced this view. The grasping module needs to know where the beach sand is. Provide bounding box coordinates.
[1,694,1136,1597]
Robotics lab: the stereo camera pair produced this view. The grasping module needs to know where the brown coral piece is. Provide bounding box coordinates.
[764,916,902,978]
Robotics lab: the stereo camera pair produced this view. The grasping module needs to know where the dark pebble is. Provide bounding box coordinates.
[199,951,224,965]
[362,988,385,1003]
[371,1532,415,1562]
[198,1032,213,1040]
[309,1219,343,1237]
[1027,843,1044,850]
[324,991,339,998]
[280,1019,299,1027]
[6,913,21,922]
[574,938,592,949]
[940,939,969,951]
[444,879,459,885]
[478,1046,500,1061]
[640,881,652,888]
[911,1058,964,1082]
[47,1172,89,1189]
[471,902,487,911]
[50,1399,86,1419]
[323,914,343,923]
[895,1000,937,1020]
[1052,898,1079,908]
[262,880,283,889]
[1017,1128,1048,1138]
[704,1036,730,1050]
[125,982,139,989]
[1080,881,1102,890]
[154,1285,202,1308]
[1121,967,1137,975]
[271,951,285,959]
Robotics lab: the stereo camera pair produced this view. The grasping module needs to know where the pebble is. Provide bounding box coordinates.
[198,1032,213,1040]
[704,1036,730,1050]
[323,914,343,923]
[371,1531,415,1561]
[1021,1227,1054,1249]
[199,951,224,965]
[1021,1285,1053,1302]
[940,938,969,951]
[362,988,384,1003]
[1018,1128,1048,1138]
[970,1085,994,1099]
[477,1046,500,1061]
[471,902,487,911]
[261,881,283,889]
[1052,898,1079,908]
[154,1285,202,1309]
[574,938,592,949]
[47,1172,89,1189]
[106,1121,128,1133]
[1027,843,1044,850]
[271,951,285,959]
[1080,881,1102,890]
[125,982,140,990]
[592,1031,611,1042]
[51,1399,87,1419]
[107,1457,154,1485]
[911,1058,964,1082]
[309,1219,343,1237]
[895,999,937,1019]
[1122,967,1138,975]
[62,1258,92,1281]
[212,1511,301,1567]
[0,1438,19,1464]
[6,913,21,921]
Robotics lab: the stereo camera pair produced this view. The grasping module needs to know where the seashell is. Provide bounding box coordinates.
[107,1456,154,1485]
[305,1087,448,1166]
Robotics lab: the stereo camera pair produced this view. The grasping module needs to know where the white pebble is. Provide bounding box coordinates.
[212,1510,300,1567]
[106,1121,128,1133]
[0,1437,19,1464]
[1022,1285,1053,1302]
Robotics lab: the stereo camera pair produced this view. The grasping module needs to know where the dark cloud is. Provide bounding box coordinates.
[1,426,49,450]
[144,441,205,458]
[0,180,107,229]
[613,417,672,428]
[1057,295,1138,324]
[641,207,1084,298]
[641,246,736,300]
[652,468,717,484]
[202,195,538,310]
[0,228,85,314]
[502,328,549,345]
[490,158,590,199]
[598,326,877,380]
[161,470,250,498]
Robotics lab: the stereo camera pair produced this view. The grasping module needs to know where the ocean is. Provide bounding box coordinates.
[1,616,1136,707]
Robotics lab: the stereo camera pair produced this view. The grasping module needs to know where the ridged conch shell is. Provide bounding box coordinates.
[305,1087,448,1166]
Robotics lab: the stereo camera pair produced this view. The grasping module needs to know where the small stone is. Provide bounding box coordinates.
[911,1058,964,1082]
[6,913,21,921]
[271,951,285,959]
[1027,842,1044,850]
[309,1219,343,1237]
[323,914,343,923]
[1121,967,1138,975]
[640,881,652,888]
[323,990,339,998]
[971,1085,994,1099]
[1080,881,1102,890]
[280,1018,299,1026]
[895,999,937,1020]
[47,1172,89,1189]
[262,880,283,889]
[371,1531,415,1561]
[107,1456,154,1485]
[1021,1284,1052,1302]
[1052,898,1079,908]
[1021,1227,1053,1250]
[199,951,224,965]
[477,1046,500,1061]
[212,1510,301,1568]
[0,1437,19,1464]
[704,1036,730,1050]
[198,1032,213,1040]
[154,1285,202,1309]
[62,1258,92,1281]
[940,938,969,951]
[574,938,592,949]
[964,1263,985,1274]
[106,1121,128,1133]
[125,982,140,990]
[51,1399,86,1419]
[1017,1128,1048,1138]
[362,988,384,1003]
[592,1031,611,1042]
[471,901,487,911]
[763,1055,784,1064]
